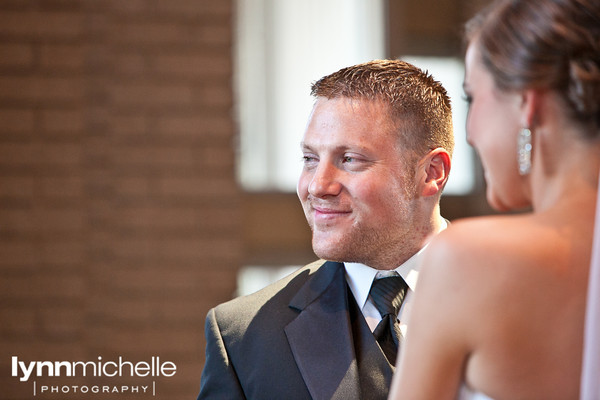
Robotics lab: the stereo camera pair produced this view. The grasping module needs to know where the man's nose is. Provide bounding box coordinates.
[308,162,342,197]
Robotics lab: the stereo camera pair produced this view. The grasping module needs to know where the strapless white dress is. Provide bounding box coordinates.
[457,384,494,400]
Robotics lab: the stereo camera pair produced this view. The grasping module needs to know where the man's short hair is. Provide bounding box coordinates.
[311,59,454,159]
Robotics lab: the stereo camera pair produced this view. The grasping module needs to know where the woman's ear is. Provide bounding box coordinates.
[520,89,541,128]
[419,148,451,197]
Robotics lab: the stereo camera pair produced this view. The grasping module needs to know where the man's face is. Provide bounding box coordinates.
[297,97,422,269]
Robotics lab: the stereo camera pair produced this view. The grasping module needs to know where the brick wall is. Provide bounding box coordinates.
[0,1,239,399]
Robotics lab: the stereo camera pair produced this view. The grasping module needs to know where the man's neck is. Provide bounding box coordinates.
[365,214,447,270]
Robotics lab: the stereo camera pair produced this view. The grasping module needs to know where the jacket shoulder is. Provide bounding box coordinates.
[210,260,328,328]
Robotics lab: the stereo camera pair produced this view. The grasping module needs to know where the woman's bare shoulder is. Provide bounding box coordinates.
[426,216,529,273]
[422,213,589,399]
[418,214,568,318]
[427,214,561,270]
[419,212,587,356]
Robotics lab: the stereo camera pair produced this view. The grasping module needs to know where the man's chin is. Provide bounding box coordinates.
[311,240,348,262]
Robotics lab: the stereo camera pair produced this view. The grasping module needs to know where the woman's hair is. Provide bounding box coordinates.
[311,59,455,158]
[466,0,600,138]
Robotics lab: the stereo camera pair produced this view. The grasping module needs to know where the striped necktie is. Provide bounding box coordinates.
[369,275,408,365]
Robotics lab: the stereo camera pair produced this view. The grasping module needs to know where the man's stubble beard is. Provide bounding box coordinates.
[309,191,418,269]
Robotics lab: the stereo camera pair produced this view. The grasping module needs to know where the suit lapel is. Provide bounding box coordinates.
[285,261,361,400]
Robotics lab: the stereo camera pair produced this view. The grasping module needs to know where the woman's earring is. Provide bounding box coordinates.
[517,127,532,175]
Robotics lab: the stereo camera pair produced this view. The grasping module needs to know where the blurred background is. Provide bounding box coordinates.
[0,0,493,398]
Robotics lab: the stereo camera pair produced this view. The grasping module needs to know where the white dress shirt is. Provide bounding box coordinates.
[344,250,422,337]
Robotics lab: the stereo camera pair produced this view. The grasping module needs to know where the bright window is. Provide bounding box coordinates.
[235,0,386,191]
[402,56,474,194]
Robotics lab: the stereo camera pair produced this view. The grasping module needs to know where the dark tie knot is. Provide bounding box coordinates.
[369,276,408,318]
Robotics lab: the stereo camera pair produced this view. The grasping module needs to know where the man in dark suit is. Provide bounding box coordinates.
[197,60,454,400]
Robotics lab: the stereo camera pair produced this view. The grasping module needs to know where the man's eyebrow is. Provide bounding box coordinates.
[300,142,373,154]
[300,142,313,152]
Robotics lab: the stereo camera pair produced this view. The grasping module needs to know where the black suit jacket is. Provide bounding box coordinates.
[197,260,394,400]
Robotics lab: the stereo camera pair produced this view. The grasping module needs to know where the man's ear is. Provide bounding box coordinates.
[419,148,451,197]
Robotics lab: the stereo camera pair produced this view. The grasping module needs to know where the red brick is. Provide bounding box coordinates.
[0,43,34,68]
[113,176,152,198]
[36,207,86,234]
[40,143,83,167]
[0,176,35,198]
[0,208,36,235]
[0,76,85,103]
[35,272,86,300]
[0,274,41,300]
[0,271,85,301]
[108,20,201,46]
[0,306,36,336]
[110,0,232,18]
[110,265,201,293]
[98,329,200,355]
[0,142,38,166]
[39,305,85,339]
[0,340,87,363]
[109,82,194,107]
[158,237,241,261]
[197,206,240,231]
[110,237,159,260]
[0,3,239,399]
[99,297,155,323]
[0,11,85,39]
[154,297,208,323]
[197,146,235,169]
[111,145,196,169]
[107,0,147,14]
[154,114,233,140]
[110,205,199,231]
[39,176,85,199]
[163,0,232,16]
[0,142,84,169]
[40,109,85,135]
[112,51,148,76]
[0,375,31,400]
[107,18,232,47]
[198,84,233,107]
[40,44,87,71]
[0,241,39,269]
[40,239,86,266]
[198,24,232,47]
[153,52,231,78]
[110,114,148,136]
[156,176,238,198]
[0,109,35,134]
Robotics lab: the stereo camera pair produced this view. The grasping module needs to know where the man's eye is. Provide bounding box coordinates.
[302,155,317,163]
[342,156,355,163]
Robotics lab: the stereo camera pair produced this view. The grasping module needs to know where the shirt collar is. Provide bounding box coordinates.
[344,218,447,310]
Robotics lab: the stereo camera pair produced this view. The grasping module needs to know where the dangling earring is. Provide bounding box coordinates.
[517,127,532,175]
